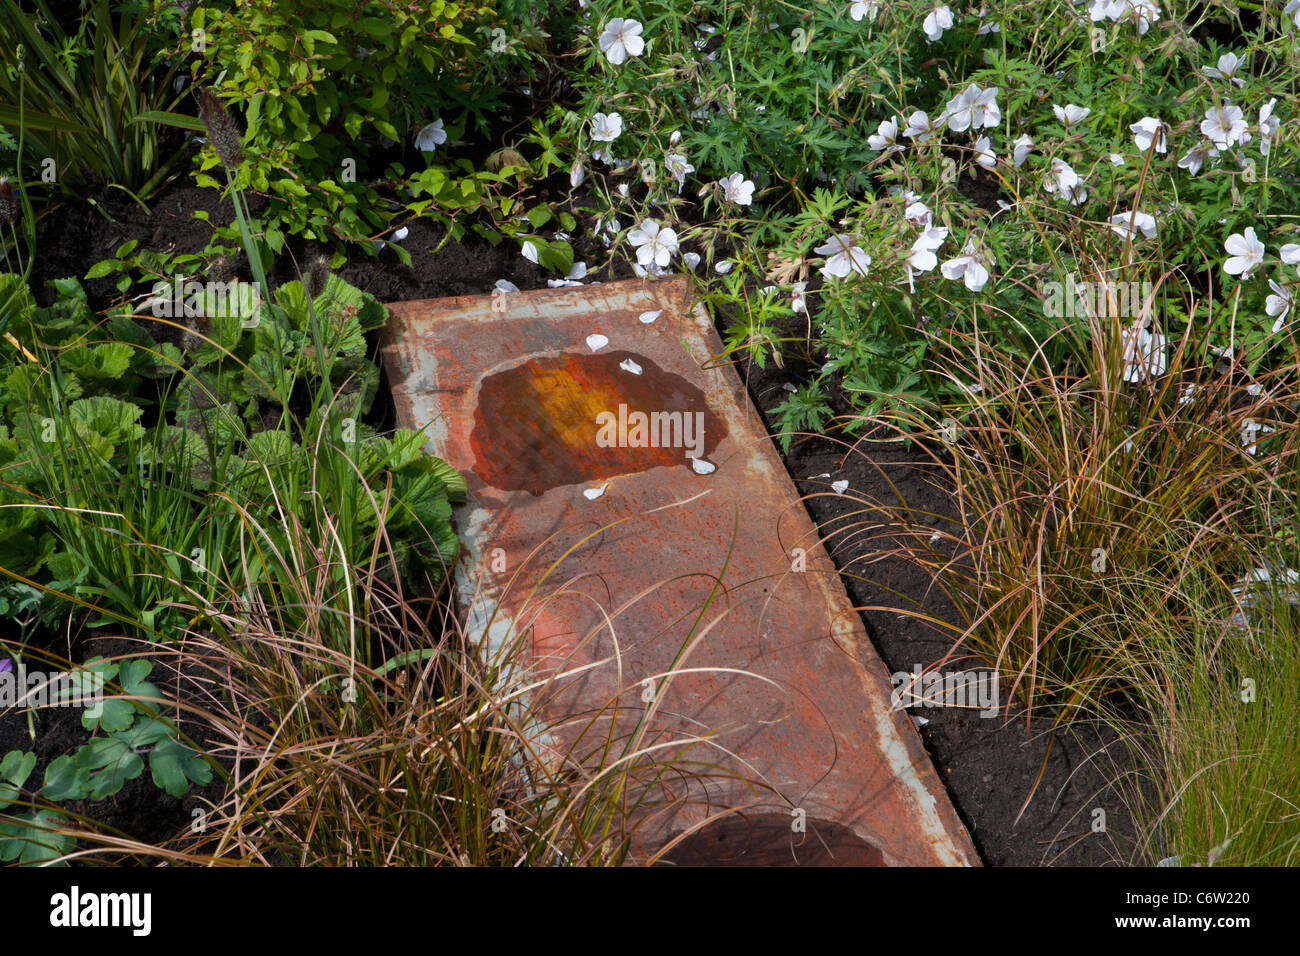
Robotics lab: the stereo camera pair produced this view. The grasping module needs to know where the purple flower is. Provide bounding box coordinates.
[0,656,12,674]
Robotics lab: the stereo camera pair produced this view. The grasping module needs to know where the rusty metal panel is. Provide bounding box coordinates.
[381,276,978,866]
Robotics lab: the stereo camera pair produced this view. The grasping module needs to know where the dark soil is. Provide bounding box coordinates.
[9,162,1144,866]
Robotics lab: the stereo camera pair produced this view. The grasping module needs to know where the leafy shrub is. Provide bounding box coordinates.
[174,0,536,252]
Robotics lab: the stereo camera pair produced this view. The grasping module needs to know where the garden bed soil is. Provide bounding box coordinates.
[8,172,1143,866]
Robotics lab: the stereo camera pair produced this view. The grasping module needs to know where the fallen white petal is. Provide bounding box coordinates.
[583,483,609,500]
[585,333,609,351]
[619,358,643,374]
[691,457,716,475]
[638,310,662,324]
[831,479,849,494]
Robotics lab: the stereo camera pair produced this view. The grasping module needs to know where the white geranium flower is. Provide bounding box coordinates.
[1177,141,1218,175]
[814,233,872,279]
[903,110,942,143]
[1130,116,1167,154]
[1088,0,1117,20]
[943,84,1001,132]
[1012,134,1034,167]
[973,135,996,168]
[850,0,881,21]
[1053,104,1092,128]
[665,152,694,193]
[415,118,447,152]
[1201,104,1250,149]
[589,112,623,143]
[1109,210,1158,239]
[1108,153,1126,165]
[923,5,955,41]
[1044,158,1088,205]
[1281,244,1300,268]
[868,116,901,151]
[924,5,955,42]
[1121,325,1167,382]
[1223,227,1265,277]
[599,18,645,65]
[627,219,678,267]
[1124,0,1161,33]
[907,226,949,274]
[1266,279,1293,332]
[1202,52,1247,87]
[1287,0,1300,27]
[791,281,807,313]
[940,241,992,292]
[905,200,933,229]
[1259,99,1281,156]
[720,172,755,205]
[1087,0,1116,22]
[569,161,586,188]
[1091,0,1160,33]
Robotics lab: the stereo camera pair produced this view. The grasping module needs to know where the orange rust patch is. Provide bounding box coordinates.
[470,350,727,495]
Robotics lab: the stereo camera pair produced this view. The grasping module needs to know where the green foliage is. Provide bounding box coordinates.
[179,0,529,250]
[0,269,464,638]
[0,0,191,199]
[570,2,1300,428]
[0,749,74,864]
[0,657,212,864]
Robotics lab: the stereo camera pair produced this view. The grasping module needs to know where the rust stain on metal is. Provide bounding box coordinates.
[381,277,979,866]
[470,350,727,495]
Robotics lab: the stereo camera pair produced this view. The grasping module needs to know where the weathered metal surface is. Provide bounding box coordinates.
[381,276,978,866]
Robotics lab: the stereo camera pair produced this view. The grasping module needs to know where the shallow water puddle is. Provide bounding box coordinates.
[381,277,977,866]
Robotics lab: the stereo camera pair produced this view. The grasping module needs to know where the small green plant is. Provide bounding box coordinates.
[0,750,72,864]
[0,656,211,865]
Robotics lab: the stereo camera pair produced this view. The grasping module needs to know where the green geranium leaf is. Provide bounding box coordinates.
[149,738,213,797]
